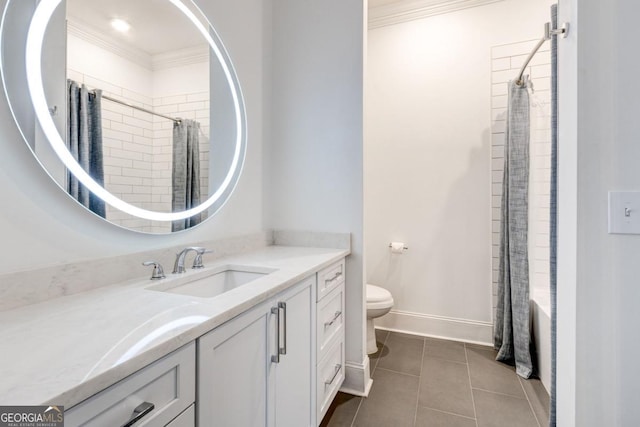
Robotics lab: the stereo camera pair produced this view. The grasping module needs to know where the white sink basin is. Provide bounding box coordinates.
[147,265,277,298]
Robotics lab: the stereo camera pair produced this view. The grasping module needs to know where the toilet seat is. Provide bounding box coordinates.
[366,284,394,310]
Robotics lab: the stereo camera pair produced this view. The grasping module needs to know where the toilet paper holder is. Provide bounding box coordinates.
[388,243,409,250]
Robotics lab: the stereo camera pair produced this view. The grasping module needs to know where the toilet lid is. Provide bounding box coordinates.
[367,284,392,303]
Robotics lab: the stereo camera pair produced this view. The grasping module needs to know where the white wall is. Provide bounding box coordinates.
[0,0,267,273]
[557,0,640,425]
[366,0,550,342]
[267,0,367,393]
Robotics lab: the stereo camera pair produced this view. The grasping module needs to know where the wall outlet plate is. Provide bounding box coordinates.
[608,191,640,234]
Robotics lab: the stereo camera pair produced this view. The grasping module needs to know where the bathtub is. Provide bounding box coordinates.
[531,289,551,393]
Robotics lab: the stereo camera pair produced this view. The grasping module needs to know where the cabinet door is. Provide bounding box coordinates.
[273,277,315,427]
[198,301,274,427]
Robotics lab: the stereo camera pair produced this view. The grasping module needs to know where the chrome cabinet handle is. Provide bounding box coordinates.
[279,302,287,356]
[324,364,342,386]
[325,270,343,283]
[324,311,342,328]
[120,402,154,427]
[325,272,343,283]
[271,306,281,363]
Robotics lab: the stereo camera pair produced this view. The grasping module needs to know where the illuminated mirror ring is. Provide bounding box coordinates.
[25,0,247,222]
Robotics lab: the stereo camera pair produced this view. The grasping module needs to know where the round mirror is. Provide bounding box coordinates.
[0,0,247,233]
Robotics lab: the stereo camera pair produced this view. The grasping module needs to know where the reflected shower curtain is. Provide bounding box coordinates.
[494,80,533,379]
[67,80,105,217]
[172,119,202,231]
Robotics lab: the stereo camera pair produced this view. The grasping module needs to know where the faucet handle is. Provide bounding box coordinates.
[192,248,212,269]
[142,261,166,280]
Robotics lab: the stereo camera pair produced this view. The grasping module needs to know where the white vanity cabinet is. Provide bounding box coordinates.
[60,256,347,427]
[65,342,195,427]
[315,259,346,425]
[198,276,315,427]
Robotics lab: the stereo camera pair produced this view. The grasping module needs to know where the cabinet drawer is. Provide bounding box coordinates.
[317,259,345,301]
[166,404,194,427]
[65,342,195,427]
[317,284,344,358]
[316,338,345,422]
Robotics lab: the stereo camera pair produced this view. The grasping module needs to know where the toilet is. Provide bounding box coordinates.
[366,284,394,354]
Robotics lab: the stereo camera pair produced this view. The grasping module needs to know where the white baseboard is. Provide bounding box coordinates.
[375,309,493,346]
[340,358,373,397]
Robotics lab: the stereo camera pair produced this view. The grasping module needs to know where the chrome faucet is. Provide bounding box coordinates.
[173,247,211,274]
[173,247,199,274]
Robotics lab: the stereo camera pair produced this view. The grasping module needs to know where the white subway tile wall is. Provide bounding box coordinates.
[68,69,210,233]
[490,40,551,319]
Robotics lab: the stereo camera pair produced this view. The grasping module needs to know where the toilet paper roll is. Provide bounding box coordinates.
[390,242,406,254]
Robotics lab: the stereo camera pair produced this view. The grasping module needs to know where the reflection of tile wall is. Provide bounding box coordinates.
[67,68,210,233]
[490,40,551,319]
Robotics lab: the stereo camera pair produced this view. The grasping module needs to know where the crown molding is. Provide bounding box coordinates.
[67,19,208,71]
[369,0,505,29]
[67,19,152,70]
[151,44,209,70]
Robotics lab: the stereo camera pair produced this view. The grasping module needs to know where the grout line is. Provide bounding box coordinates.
[471,386,529,400]
[413,339,426,426]
[374,367,420,378]
[349,395,364,427]
[416,405,477,421]
[464,344,479,427]
[518,376,543,427]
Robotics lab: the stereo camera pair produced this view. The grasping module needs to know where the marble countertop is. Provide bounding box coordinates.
[0,245,348,408]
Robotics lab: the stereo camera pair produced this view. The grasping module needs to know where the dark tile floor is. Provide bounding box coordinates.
[321,330,550,427]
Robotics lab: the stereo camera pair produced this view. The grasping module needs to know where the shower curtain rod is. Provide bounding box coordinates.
[96,92,181,123]
[515,22,568,86]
